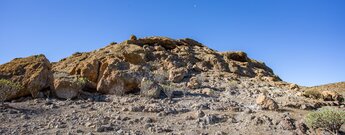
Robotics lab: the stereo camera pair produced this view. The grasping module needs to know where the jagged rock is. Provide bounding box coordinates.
[0,55,53,101]
[256,94,279,110]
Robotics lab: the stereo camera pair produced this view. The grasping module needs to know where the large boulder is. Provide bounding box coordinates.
[53,72,85,99]
[0,54,53,101]
[97,70,140,95]
[256,94,279,110]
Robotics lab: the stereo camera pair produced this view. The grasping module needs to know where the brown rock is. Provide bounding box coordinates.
[97,70,140,95]
[0,54,53,101]
[256,94,279,110]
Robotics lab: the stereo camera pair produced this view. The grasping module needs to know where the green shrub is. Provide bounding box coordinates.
[76,77,88,86]
[305,107,345,133]
[0,79,23,102]
[0,79,23,90]
[109,42,117,45]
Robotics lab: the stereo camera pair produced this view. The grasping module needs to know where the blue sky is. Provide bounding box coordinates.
[1,0,344,86]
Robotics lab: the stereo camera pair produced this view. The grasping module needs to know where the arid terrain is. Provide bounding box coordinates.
[0,36,344,135]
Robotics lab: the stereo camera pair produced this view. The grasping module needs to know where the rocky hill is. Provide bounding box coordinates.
[0,36,344,135]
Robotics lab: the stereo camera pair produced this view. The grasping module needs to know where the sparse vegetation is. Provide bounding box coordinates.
[110,42,117,45]
[0,79,23,105]
[0,79,23,90]
[34,54,44,58]
[305,107,345,134]
[77,77,88,86]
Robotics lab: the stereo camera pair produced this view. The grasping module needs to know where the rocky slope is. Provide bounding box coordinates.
[0,36,344,135]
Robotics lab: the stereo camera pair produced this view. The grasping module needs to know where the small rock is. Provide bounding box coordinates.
[215,131,226,135]
[95,124,113,132]
[85,122,93,127]
[185,115,194,120]
[129,105,145,112]
[143,117,154,123]
[243,108,253,114]
[195,110,205,118]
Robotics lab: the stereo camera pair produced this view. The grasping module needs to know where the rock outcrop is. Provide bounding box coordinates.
[1,35,345,135]
[0,55,53,101]
[52,36,281,97]
[0,36,283,100]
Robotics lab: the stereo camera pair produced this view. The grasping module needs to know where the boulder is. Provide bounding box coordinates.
[256,94,279,110]
[97,70,140,95]
[53,72,85,99]
[139,77,166,99]
[0,54,53,101]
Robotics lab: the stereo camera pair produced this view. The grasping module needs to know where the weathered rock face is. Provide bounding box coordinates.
[0,55,53,100]
[256,94,279,110]
[51,36,281,97]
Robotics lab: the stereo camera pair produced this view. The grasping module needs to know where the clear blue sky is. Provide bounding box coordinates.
[1,0,344,86]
